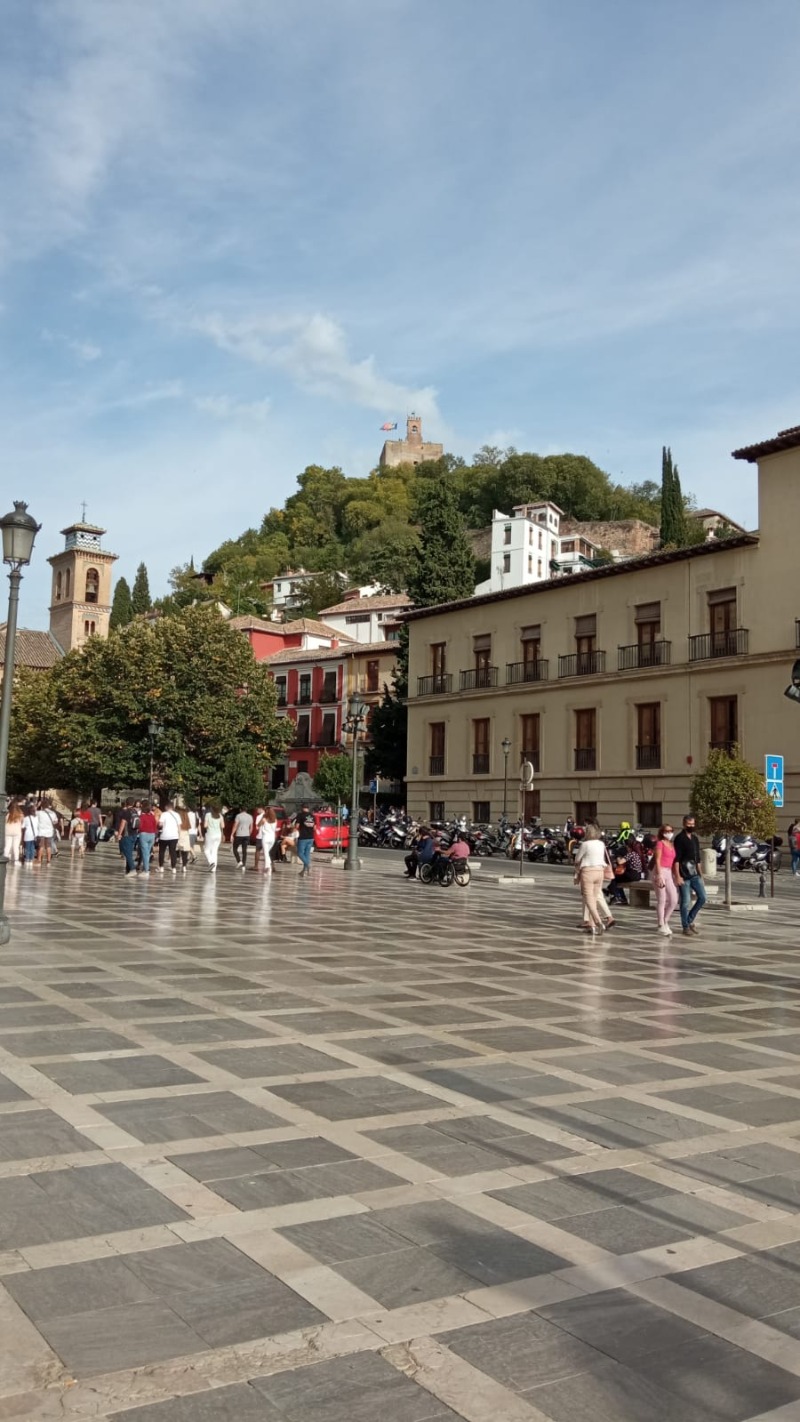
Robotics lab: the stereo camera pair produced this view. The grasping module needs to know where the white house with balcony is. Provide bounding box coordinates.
[474,501,600,596]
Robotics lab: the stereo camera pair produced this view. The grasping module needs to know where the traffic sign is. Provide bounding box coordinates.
[521,760,535,788]
[765,753,784,809]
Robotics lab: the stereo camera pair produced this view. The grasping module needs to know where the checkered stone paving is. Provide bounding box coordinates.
[3,850,800,1419]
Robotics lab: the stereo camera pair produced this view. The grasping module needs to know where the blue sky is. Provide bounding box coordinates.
[2,0,800,626]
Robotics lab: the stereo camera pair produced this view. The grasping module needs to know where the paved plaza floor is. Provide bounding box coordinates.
[3,848,800,1420]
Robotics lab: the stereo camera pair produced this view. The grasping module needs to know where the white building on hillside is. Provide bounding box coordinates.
[474,502,600,596]
[319,589,412,644]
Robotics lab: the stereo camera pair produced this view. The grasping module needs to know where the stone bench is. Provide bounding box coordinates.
[629,881,654,909]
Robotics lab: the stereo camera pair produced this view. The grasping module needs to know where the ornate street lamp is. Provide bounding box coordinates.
[0,503,41,945]
[501,736,511,818]
[147,719,164,803]
[344,694,368,872]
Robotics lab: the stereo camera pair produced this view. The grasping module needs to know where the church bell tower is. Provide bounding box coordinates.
[48,518,117,653]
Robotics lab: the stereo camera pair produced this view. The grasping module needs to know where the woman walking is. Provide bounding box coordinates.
[157,803,180,873]
[5,801,23,866]
[22,805,38,863]
[652,824,679,935]
[203,805,223,872]
[573,824,607,934]
[177,809,192,873]
[35,800,56,867]
[137,802,157,874]
[258,808,278,873]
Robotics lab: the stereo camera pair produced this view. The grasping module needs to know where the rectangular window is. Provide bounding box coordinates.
[321,671,337,703]
[637,801,662,828]
[275,676,287,706]
[503,524,512,545]
[429,801,445,822]
[503,553,511,573]
[636,702,661,769]
[562,540,575,553]
[520,712,540,772]
[296,759,309,775]
[366,659,380,692]
[521,625,541,666]
[472,718,490,774]
[295,715,311,748]
[709,695,738,753]
[708,588,737,654]
[527,554,533,574]
[538,560,543,577]
[473,634,492,679]
[575,801,597,825]
[575,613,597,668]
[473,801,491,823]
[635,601,661,643]
[538,530,543,549]
[429,722,445,776]
[575,708,596,772]
[319,713,336,746]
[299,674,311,705]
[523,789,541,822]
[345,613,371,624]
[431,642,446,676]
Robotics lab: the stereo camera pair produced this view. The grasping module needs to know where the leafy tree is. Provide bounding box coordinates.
[8,605,294,801]
[6,668,62,793]
[131,562,152,615]
[219,743,269,809]
[313,752,353,806]
[365,685,408,784]
[109,577,133,630]
[659,446,687,548]
[690,747,776,906]
[407,481,475,607]
[291,573,347,621]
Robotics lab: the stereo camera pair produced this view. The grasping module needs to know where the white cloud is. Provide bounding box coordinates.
[194,395,271,422]
[195,310,439,420]
[41,328,102,362]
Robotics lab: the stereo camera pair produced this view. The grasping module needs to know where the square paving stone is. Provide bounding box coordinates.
[123,1238,269,1297]
[335,1245,480,1308]
[112,1384,277,1421]
[455,1026,583,1053]
[167,1275,325,1347]
[210,1157,405,1211]
[279,1213,426,1265]
[95,1091,288,1142]
[441,1311,610,1392]
[6,1254,153,1321]
[549,1204,698,1254]
[101,997,214,1020]
[540,1289,709,1363]
[522,1355,710,1422]
[0,1071,29,1102]
[631,1332,800,1421]
[675,1253,800,1320]
[538,1050,703,1086]
[667,1141,800,1186]
[0,1108,96,1161]
[330,1033,479,1066]
[649,1040,791,1072]
[268,1078,438,1119]
[197,1044,349,1077]
[35,1054,205,1094]
[0,1004,84,1028]
[0,1026,135,1056]
[42,1301,204,1376]
[147,1018,276,1045]
[268,1010,384,1034]
[657,1082,800,1126]
[29,1162,189,1237]
[374,1201,569,1285]
[250,1349,462,1420]
[416,1064,570,1103]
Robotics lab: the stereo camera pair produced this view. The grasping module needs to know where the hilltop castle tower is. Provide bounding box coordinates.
[379,413,444,469]
[48,519,117,653]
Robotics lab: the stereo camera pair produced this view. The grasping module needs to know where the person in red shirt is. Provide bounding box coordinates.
[137,801,158,875]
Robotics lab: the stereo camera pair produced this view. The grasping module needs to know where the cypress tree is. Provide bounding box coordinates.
[407,481,476,608]
[109,577,133,630]
[131,562,152,616]
[660,446,687,547]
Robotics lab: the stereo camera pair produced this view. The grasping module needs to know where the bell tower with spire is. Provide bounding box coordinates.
[48,515,117,653]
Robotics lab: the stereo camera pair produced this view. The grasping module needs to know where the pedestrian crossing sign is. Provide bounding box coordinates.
[765,753,784,809]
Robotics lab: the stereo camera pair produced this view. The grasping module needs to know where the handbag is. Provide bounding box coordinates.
[602,848,614,882]
[680,859,698,878]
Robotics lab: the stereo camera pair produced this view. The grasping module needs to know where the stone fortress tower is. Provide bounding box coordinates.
[379,413,444,469]
[48,517,117,653]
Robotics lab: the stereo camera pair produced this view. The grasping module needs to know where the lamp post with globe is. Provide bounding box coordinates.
[0,503,41,944]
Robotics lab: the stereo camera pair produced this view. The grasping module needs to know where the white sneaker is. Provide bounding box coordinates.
[158,867,164,874]
[172,868,177,875]
[657,925,671,936]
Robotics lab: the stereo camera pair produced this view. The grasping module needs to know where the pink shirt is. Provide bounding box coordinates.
[655,841,676,872]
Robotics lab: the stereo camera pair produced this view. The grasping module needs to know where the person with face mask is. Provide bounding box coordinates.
[651,824,679,935]
[674,814,706,936]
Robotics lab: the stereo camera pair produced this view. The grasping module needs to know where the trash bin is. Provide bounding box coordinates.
[701,847,717,879]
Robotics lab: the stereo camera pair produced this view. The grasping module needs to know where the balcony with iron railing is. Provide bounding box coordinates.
[417,673,453,696]
[709,740,737,757]
[574,747,597,771]
[298,692,312,706]
[276,695,287,708]
[429,755,445,776]
[636,744,662,770]
[319,688,338,704]
[618,641,671,671]
[472,753,490,774]
[506,659,549,684]
[689,629,749,661]
[460,666,499,692]
[559,651,606,678]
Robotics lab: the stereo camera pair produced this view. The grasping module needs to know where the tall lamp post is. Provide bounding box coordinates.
[147,719,163,803]
[344,694,368,872]
[0,503,41,945]
[501,736,511,818]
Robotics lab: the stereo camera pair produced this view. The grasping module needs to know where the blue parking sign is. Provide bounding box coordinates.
[765,753,784,809]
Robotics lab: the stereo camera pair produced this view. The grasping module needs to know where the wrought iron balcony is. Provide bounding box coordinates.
[429,755,445,776]
[689,629,749,661]
[298,693,312,706]
[276,694,287,708]
[506,659,549,684]
[472,753,490,774]
[558,651,606,678]
[319,688,338,704]
[636,744,662,770]
[574,747,597,771]
[417,674,453,696]
[459,666,499,691]
[618,641,671,671]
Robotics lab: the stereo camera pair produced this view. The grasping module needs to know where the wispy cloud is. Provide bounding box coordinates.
[195,310,439,419]
[194,394,271,422]
[41,328,102,362]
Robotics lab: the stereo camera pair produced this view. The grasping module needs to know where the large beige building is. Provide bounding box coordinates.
[379,414,443,468]
[405,424,800,828]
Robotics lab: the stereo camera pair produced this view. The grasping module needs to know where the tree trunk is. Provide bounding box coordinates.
[725,834,732,909]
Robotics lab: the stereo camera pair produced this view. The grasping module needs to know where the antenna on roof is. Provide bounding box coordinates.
[80,500,88,522]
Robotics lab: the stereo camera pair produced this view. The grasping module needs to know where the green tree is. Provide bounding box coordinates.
[291,573,347,621]
[131,562,152,615]
[690,747,776,906]
[109,577,133,630]
[659,446,687,548]
[219,743,269,808]
[8,605,294,801]
[407,480,475,607]
[313,752,353,806]
[365,685,408,784]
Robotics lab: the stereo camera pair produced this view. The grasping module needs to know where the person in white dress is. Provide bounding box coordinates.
[258,808,278,873]
[203,807,223,871]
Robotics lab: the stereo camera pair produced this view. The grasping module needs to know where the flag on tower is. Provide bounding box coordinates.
[380,422,398,431]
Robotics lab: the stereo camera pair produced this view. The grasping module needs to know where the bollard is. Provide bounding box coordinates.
[758,868,766,899]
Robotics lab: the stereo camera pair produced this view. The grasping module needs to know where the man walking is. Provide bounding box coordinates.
[116,799,138,876]
[674,813,706,937]
[296,805,315,877]
[232,807,254,869]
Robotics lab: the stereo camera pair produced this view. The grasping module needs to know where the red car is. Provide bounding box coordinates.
[313,811,349,852]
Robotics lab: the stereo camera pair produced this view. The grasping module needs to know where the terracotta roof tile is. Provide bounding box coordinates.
[0,626,63,669]
[732,425,800,462]
[319,593,412,615]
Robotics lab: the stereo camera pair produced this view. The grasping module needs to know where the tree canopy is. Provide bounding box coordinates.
[8,605,293,801]
[109,577,133,630]
[313,751,353,806]
[131,562,152,616]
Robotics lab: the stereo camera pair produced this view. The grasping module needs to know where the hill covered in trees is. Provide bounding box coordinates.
[162,446,673,618]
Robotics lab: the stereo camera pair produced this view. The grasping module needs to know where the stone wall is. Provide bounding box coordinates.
[558,519,659,557]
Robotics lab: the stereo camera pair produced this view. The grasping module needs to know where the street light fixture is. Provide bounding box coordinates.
[0,502,41,945]
[344,693,368,872]
[501,736,511,818]
[147,719,163,803]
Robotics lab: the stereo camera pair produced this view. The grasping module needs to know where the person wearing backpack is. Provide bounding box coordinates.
[116,799,139,876]
[296,805,315,877]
